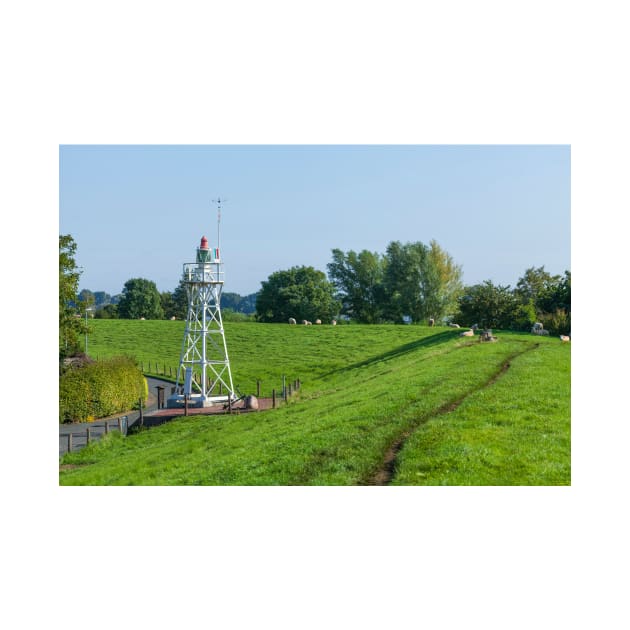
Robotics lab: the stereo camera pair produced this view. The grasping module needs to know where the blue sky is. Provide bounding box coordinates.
[59,145,570,297]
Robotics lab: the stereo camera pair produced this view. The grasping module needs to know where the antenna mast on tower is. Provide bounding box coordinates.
[212,197,227,254]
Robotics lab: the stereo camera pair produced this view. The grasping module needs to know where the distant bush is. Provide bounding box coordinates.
[221,308,255,322]
[512,300,538,332]
[538,308,571,336]
[59,356,147,423]
[94,304,119,319]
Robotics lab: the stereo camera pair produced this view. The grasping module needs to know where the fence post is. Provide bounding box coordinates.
[257,380,261,397]
[104,421,109,435]
[68,433,72,452]
[288,383,292,397]
[272,389,276,409]
[139,397,143,426]
[282,375,286,398]
[86,427,90,444]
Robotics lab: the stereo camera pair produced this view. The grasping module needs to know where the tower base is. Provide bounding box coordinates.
[166,394,235,409]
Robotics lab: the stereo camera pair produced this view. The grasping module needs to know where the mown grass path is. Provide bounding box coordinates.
[60,322,570,485]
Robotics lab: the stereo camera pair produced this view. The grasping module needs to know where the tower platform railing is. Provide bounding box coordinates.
[182,262,224,284]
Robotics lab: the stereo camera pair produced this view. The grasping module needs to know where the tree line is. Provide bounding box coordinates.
[257,241,570,335]
[78,283,258,321]
[60,233,570,358]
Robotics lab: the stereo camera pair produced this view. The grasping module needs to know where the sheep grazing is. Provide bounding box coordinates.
[479,329,498,342]
[331,320,337,326]
[449,323,460,328]
[302,320,312,325]
[244,395,259,410]
[460,329,474,337]
[531,322,550,336]
[428,318,435,327]
[170,316,177,320]
[288,317,297,325]
[560,335,570,342]
[315,319,322,325]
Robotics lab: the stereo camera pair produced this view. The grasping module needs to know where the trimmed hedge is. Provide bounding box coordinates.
[60,356,147,423]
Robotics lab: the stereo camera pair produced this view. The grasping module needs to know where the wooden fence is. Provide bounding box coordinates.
[59,416,130,457]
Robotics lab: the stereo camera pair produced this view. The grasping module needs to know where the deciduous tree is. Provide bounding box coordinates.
[256,266,339,323]
[117,278,164,319]
[457,280,534,330]
[382,240,462,323]
[59,234,84,358]
[327,249,386,323]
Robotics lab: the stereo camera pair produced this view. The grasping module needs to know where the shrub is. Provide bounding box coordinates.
[512,300,538,332]
[59,356,147,423]
[221,308,255,322]
[538,308,571,336]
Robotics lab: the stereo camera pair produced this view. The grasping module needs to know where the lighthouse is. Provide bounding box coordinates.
[167,235,236,408]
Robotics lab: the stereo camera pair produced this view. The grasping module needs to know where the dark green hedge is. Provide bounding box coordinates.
[60,356,148,423]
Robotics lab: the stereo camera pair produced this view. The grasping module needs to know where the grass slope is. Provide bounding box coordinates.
[60,321,570,485]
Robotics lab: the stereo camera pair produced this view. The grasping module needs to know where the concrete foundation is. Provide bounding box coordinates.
[166,394,233,409]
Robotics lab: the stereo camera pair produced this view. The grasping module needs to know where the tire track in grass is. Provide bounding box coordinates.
[292,340,485,484]
[366,343,540,486]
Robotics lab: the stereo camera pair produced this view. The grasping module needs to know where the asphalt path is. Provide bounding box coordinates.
[59,376,175,457]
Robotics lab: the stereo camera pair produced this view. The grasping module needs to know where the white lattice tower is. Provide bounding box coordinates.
[169,236,236,408]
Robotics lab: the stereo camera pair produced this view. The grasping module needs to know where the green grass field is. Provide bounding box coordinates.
[59,320,570,485]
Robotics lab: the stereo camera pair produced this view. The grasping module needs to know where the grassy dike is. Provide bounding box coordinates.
[60,321,570,485]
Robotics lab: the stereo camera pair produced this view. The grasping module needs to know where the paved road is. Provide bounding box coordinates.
[59,377,175,457]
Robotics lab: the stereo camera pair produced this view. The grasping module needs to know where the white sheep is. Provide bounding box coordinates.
[460,329,474,337]
[449,323,460,328]
[560,335,570,342]
[315,319,322,325]
[288,317,297,325]
[331,320,337,326]
[531,322,551,336]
